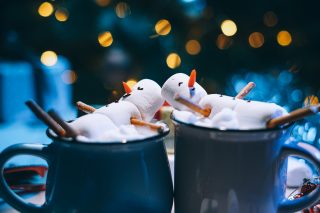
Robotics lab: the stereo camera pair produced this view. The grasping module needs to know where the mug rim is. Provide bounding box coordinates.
[171,112,294,133]
[46,126,170,145]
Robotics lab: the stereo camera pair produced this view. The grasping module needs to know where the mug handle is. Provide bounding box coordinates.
[278,142,320,213]
[0,143,49,213]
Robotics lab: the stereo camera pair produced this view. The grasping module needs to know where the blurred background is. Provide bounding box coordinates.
[0,0,320,148]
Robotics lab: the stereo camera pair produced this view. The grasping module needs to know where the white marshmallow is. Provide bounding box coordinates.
[287,157,313,187]
[173,108,240,130]
[234,101,288,130]
[70,113,118,140]
[161,73,207,111]
[210,108,239,130]
[120,79,164,121]
[94,101,142,126]
[199,94,244,118]
[93,125,159,143]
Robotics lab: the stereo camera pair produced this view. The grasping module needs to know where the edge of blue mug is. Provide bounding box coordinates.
[171,112,295,133]
[46,124,170,145]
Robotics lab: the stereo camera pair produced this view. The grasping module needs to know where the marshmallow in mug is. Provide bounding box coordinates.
[121,79,164,122]
[94,101,142,126]
[161,73,207,112]
[173,108,240,130]
[70,113,118,140]
[234,100,288,130]
[198,94,245,118]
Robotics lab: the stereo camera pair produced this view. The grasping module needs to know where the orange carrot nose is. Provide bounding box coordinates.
[122,81,132,94]
[188,69,196,88]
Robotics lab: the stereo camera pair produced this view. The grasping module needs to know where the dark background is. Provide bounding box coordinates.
[1,0,319,104]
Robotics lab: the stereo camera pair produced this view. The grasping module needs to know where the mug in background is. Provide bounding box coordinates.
[173,116,320,213]
[0,129,173,213]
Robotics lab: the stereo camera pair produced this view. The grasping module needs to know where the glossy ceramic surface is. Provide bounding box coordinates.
[0,130,173,213]
[172,117,320,213]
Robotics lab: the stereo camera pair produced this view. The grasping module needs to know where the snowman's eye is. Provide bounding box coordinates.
[137,87,143,90]
[178,82,183,87]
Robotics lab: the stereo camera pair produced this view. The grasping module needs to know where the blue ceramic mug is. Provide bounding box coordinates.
[172,116,320,213]
[0,129,173,213]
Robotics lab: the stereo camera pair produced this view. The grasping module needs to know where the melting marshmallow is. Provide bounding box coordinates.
[234,101,288,129]
[94,101,142,126]
[121,79,164,121]
[199,94,244,118]
[161,73,207,111]
[70,114,117,140]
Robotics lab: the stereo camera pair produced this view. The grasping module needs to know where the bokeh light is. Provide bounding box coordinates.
[95,0,111,7]
[248,32,264,48]
[185,40,201,55]
[55,8,69,22]
[98,31,113,47]
[304,95,319,107]
[220,20,237,36]
[40,51,58,66]
[216,34,233,50]
[115,2,131,18]
[61,70,77,84]
[38,2,54,17]
[155,19,171,36]
[263,11,278,27]
[126,79,137,88]
[166,53,181,69]
[277,30,292,46]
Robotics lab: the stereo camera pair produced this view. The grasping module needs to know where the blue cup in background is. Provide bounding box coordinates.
[0,129,173,213]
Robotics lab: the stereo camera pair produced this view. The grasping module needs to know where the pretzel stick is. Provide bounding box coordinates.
[76,101,164,132]
[267,104,320,128]
[76,101,96,113]
[174,95,211,117]
[48,110,79,137]
[235,82,256,99]
[130,118,164,133]
[25,100,66,137]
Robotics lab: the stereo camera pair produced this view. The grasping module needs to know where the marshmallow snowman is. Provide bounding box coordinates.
[120,79,164,121]
[70,79,163,141]
[234,100,288,129]
[161,70,207,111]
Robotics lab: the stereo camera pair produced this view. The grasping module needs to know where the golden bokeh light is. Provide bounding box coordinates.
[95,0,111,7]
[263,11,278,27]
[248,32,265,48]
[155,19,171,36]
[61,70,77,84]
[115,2,131,18]
[126,79,137,88]
[304,95,319,107]
[185,40,201,55]
[40,51,58,67]
[216,34,233,50]
[98,31,113,47]
[55,8,69,22]
[221,20,237,36]
[277,31,292,46]
[112,90,118,96]
[166,53,181,69]
[38,2,54,17]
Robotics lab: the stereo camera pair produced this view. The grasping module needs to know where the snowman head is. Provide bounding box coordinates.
[161,70,207,111]
[120,79,164,121]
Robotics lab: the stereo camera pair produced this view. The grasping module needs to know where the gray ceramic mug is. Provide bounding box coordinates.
[172,116,320,213]
[0,129,173,213]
